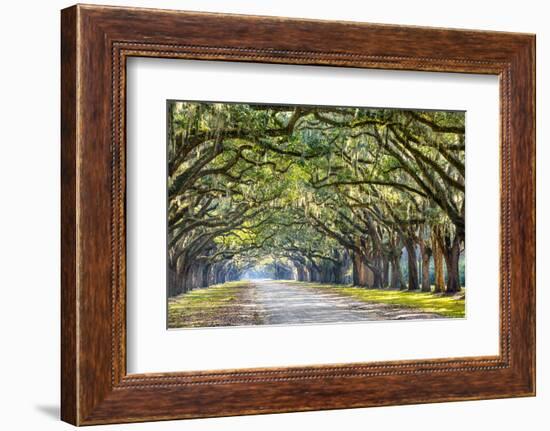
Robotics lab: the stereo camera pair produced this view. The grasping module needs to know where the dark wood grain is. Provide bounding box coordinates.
[60,6,78,425]
[61,4,535,425]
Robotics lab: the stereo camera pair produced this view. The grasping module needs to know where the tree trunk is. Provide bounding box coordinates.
[215,264,225,285]
[331,250,343,284]
[180,263,192,293]
[419,240,431,292]
[370,258,383,289]
[389,251,404,290]
[332,261,342,284]
[353,252,369,287]
[390,258,400,289]
[308,264,319,282]
[443,235,461,294]
[365,265,375,288]
[404,239,419,291]
[167,258,181,297]
[432,235,445,293]
[188,265,196,290]
[295,264,307,282]
[421,252,431,292]
[201,263,210,288]
[382,257,390,288]
[301,265,308,281]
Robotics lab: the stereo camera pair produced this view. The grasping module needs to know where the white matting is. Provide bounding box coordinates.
[126,57,500,373]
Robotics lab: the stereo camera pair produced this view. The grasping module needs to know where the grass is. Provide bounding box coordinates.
[167,281,250,328]
[282,281,465,318]
[168,279,465,328]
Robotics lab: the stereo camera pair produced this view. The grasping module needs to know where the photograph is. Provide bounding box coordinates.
[45,2,536,426]
[167,101,466,328]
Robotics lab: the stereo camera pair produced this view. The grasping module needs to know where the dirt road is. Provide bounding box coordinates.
[252,280,442,325]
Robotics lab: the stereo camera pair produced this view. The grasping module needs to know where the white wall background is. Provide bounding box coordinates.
[0,0,546,429]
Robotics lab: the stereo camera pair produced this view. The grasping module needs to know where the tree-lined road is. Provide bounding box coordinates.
[167,103,465,300]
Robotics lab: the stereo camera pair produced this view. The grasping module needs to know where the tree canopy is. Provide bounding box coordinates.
[167,101,465,297]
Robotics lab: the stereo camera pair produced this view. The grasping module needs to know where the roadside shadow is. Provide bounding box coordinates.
[35,404,59,420]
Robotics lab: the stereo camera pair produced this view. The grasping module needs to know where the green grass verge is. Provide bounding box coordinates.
[167,280,249,328]
[287,281,465,318]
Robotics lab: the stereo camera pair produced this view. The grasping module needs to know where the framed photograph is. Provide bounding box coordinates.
[61,4,535,425]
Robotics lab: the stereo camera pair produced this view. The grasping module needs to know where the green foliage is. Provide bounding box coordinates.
[167,101,466,296]
[297,281,465,318]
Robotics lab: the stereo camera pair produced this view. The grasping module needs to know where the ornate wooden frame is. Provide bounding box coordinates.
[61,4,535,425]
